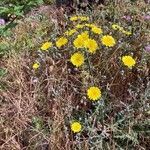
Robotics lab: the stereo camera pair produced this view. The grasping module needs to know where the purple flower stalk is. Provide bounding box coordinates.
[0,18,5,26]
[145,45,150,52]
[122,15,132,21]
[143,15,150,20]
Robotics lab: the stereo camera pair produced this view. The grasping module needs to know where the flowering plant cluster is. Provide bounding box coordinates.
[32,15,137,133]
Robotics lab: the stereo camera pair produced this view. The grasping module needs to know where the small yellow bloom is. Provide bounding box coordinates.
[85,23,91,27]
[87,86,101,101]
[70,122,82,133]
[41,42,52,50]
[122,30,132,35]
[112,24,132,35]
[112,24,122,30]
[70,16,78,21]
[73,31,89,48]
[101,35,116,47]
[65,29,77,36]
[91,26,103,34]
[122,55,136,68]
[78,31,89,39]
[73,37,84,48]
[56,37,68,48]
[70,52,84,67]
[76,24,85,29]
[32,62,40,70]
[84,39,98,53]
[70,16,89,21]
[85,23,96,28]
[78,16,89,21]
[125,31,132,35]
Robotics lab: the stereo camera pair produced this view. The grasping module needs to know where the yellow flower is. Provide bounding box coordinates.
[70,16,78,21]
[32,62,40,70]
[125,31,132,35]
[73,37,84,48]
[41,42,52,50]
[112,24,132,35]
[73,31,89,48]
[70,16,89,21]
[122,55,136,68]
[84,39,98,53]
[78,31,89,39]
[85,23,91,27]
[56,37,68,48]
[85,23,96,28]
[112,24,122,30]
[101,35,116,47]
[70,52,84,67]
[70,122,82,133]
[122,30,132,35]
[76,24,85,29]
[91,26,103,34]
[87,86,101,101]
[65,29,77,36]
[78,16,89,21]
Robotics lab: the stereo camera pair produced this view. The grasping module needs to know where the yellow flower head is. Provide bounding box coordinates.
[84,39,98,53]
[76,24,85,29]
[91,27,103,34]
[78,16,89,21]
[101,35,116,47]
[73,37,84,48]
[122,30,132,35]
[73,31,89,48]
[85,23,96,28]
[65,29,77,36]
[125,31,132,35]
[32,62,40,70]
[87,86,101,101]
[122,55,136,68]
[78,31,89,40]
[70,122,82,133]
[112,24,122,30]
[70,52,84,67]
[70,16,78,21]
[41,42,52,50]
[56,37,68,48]
[70,16,89,21]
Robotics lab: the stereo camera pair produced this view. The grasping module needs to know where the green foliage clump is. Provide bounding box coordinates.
[0,0,44,36]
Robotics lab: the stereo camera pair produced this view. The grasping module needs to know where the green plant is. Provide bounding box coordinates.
[0,0,43,36]
[0,68,7,78]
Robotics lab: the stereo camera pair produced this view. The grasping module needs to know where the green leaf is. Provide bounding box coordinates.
[0,68,7,78]
[32,116,44,130]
